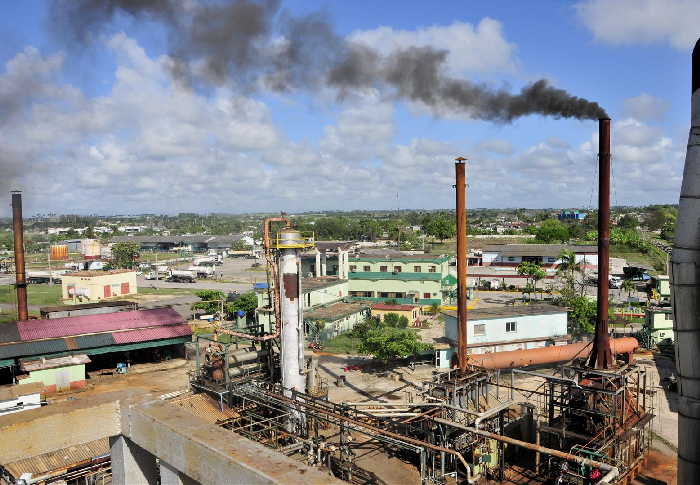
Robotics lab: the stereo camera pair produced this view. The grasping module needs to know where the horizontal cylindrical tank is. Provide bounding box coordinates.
[228,362,266,376]
[228,350,268,365]
[469,337,638,369]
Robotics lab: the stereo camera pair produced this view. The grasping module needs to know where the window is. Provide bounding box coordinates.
[428,266,436,273]
[414,266,422,272]
[506,321,517,332]
[547,257,557,262]
[380,292,389,298]
[423,292,431,299]
[363,265,371,271]
[350,265,357,272]
[507,257,516,262]
[380,265,388,272]
[665,313,673,320]
[474,324,486,336]
[394,266,402,273]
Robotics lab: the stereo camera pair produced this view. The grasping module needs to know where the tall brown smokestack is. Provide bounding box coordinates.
[11,191,28,321]
[588,119,613,369]
[455,157,468,371]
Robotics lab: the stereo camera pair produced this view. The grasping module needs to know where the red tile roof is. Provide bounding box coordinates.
[371,303,418,311]
[112,324,192,344]
[16,308,184,341]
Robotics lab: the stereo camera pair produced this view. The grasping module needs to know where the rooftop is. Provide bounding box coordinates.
[482,244,597,258]
[20,354,91,372]
[349,272,442,282]
[351,250,449,263]
[440,304,566,320]
[0,382,43,401]
[305,301,369,321]
[40,300,136,313]
[111,234,244,244]
[65,269,135,277]
[302,276,346,293]
[371,303,419,311]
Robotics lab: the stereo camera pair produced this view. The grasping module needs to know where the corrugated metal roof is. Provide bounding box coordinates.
[0,339,68,359]
[74,333,116,348]
[0,323,20,344]
[112,324,192,344]
[20,354,91,372]
[348,272,441,281]
[16,308,184,341]
[83,337,190,355]
[3,437,109,479]
[168,393,240,424]
[440,304,566,320]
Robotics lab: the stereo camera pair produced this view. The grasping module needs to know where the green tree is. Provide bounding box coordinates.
[191,290,225,316]
[556,250,583,298]
[350,318,382,339]
[517,261,546,297]
[229,292,258,316]
[566,296,596,335]
[424,214,455,242]
[383,312,409,328]
[621,279,635,298]
[358,327,432,362]
[111,242,140,269]
[618,214,638,230]
[533,219,569,243]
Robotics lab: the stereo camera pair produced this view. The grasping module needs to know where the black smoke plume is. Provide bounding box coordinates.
[49,0,607,120]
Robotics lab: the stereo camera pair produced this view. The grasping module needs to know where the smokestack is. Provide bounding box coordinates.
[672,37,700,485]
[11,191,28,321]
[588,119,613,369]
[455,157,468,371]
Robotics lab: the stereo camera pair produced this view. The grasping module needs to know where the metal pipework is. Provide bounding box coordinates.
[11,191,28,321]
[588,118,614,369]
[433,418,620,483]
[470,337,638,369]
[455,157,468,372]
[673,37,700,484]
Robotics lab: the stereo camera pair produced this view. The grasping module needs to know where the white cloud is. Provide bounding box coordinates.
[476,139,513,155]
[622,93,668,121]
[576,0,700,50]
[349,18,517,75]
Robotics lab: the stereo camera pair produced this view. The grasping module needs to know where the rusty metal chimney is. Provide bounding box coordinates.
[672,37,700,484]
[11,191,28,321]
[588,119,613,369]
[455,157,468,371]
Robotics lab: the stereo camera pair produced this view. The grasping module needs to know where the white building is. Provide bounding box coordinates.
[435,305,569,368]
[0,382,43,416]
[481,244,597,269]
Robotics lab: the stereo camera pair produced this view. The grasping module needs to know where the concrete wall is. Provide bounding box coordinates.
[645,309,675,344]
[371,307,420,324]
[348,278,441,300]
[303,281,348,308]
[62,271,138,301]
[317,309,369,342]
[22,364,86,393]
[444,312,567,354]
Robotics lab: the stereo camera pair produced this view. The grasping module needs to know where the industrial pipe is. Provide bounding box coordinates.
[217,216,291,342]
[433,418,619,483]
[673,37,700,485]
[468,338,638,370]
[455,157,468,372]
[11,191,28,321]
[589,118,614,369]
[228,349,269,365]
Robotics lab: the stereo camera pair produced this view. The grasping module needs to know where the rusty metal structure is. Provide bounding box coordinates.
[589,118,614,369]
[455,157,468,372]
[11,191,28,321]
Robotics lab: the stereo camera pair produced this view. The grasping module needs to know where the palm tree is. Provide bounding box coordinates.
[622,279,635,299]
[556,249,583,297]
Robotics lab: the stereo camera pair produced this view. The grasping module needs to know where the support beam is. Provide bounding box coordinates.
[160,461,201,485]
[110,435,159,485]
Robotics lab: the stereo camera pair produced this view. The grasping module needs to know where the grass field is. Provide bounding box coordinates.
[322,333,362,354]
[610,245,667,273]
[0,283,63,306]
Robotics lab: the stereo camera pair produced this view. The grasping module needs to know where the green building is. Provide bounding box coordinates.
[347,252,454,306]
[644,307,675,345]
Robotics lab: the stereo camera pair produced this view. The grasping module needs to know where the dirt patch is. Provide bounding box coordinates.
[632,450,677,485]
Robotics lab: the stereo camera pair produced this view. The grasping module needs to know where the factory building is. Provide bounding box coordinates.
[300,241,355,279]
[61,270,138,302]
[304,301,370,342]
[110,234,248,252]
[0,308,191,388]
[434,305,569,368]
[348,252,453,305]
[481,244,598,268]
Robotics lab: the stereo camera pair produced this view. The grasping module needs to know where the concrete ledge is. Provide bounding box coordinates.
[122,398,344,485]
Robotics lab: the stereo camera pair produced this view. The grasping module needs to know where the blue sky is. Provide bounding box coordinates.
[0,0,697,216]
